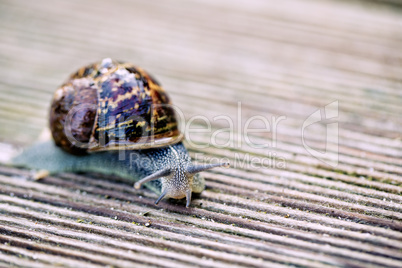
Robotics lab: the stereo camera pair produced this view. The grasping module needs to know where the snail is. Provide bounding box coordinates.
[13,58,229,207]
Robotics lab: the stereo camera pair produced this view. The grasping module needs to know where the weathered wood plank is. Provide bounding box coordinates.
[0,0,401,267]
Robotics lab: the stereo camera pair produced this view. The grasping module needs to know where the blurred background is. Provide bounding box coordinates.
[0,0,401,164]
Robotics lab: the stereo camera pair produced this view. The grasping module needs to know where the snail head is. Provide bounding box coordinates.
[134,162,230,207]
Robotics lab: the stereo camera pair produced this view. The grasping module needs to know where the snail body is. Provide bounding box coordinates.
[13,58,228,207]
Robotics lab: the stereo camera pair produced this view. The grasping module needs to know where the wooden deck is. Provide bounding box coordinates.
[0,0,401,267]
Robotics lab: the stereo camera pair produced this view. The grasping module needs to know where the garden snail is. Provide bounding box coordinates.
[13,58,229,207]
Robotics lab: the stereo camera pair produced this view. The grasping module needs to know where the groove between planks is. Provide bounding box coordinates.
[0,166,401,267]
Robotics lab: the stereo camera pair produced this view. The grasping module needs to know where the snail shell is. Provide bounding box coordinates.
[50,58,181,154]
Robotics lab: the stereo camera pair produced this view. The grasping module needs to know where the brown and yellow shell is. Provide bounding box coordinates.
[49,58,182,155]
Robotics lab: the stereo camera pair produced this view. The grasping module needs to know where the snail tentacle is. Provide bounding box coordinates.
[187,162,230,175]
[185,189,192,208]
[134,168,171,189]
[155,189,169,205]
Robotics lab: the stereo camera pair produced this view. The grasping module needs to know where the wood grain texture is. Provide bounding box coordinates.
[0,0,401,267]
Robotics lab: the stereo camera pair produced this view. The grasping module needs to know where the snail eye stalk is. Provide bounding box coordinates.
[134,168,171,189]
[186,162,230,175]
